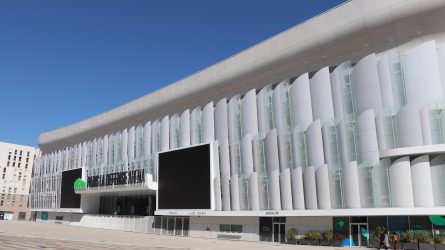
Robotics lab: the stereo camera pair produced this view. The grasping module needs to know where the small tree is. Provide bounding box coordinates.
[322,231,333,241]
[434,235,445,244]
[400,231,415,243]
[305,231,322,240]
[287,228,298,239]
[372,226,385,242]
[414,231,432,243]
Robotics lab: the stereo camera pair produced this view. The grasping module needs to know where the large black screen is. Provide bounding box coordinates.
[60,168,81,208]
[158,144,211,209]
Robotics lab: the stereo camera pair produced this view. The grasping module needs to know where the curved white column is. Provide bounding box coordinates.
[351,53,383,116]
[371,161,391,208]
[404,41,443,107]
[375,111,390,150]
[103,134,109,166]
[151,120,160,153]
[228,95,241,145]
[143,122,151,157]
[241,89,259,136]
[330,62,351,120]
[169,114,179,149]
[202,102,215,143]
[438,46,445,98]
[278,132,291,171]
[358,163,374,208]
[338,118,358,163]
[237,175,248,210]
[212,142,222,211]
[230,174,240,211]
[431,154,445,206]
[248,172,260,211]
[411,155,434,207]
[256,86,273,136]
[279,168,293,210]
[241,134,254,176]
[265,129,279,172]
[292,127,306,168]
[309,67,334,125]
[390,156,414,207]
[396,104,423,147]
[343,161,361,208]
[378,54,401,109]
[81,142,87,167]
[76,143,81,168]
[219,138,231,179]
[221,175,231,211]
[322,122,340,169]
[291,167,305,210]
[357,109,379,163]
[268,169,281,210]
[92,139,97,167]
[135,126,143,159]
[121,129,128,165]
[190,107,201,145]
[128,126,135,162]
[420,106,433,145]
[306,120,325,167]
[290,73,313,129]
[303,166,318,209]
[213,174,222,211]
[316,164,331,209]
[215,98,229,142]
[272,80,291,134]
[160,116,169,151]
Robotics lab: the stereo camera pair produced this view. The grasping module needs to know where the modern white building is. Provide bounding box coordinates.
[0,142,37,220]
[30,0,445,246]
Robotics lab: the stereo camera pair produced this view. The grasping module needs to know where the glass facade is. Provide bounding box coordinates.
[99,195,155,216]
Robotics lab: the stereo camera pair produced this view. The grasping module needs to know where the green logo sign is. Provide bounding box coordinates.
[429,215,445,226]
[361,227,369,238]
[74,178,86,190]
[336,220,345,227]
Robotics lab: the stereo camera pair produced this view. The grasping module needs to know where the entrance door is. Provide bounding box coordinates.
[350,223,369,247]
[273,223,285,243]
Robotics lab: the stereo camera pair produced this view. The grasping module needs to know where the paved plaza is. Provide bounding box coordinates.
[0,221,344,250]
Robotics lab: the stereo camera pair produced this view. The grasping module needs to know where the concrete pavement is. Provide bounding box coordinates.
[0,221,345,250]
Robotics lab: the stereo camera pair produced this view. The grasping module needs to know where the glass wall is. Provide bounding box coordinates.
[99,195,155,216]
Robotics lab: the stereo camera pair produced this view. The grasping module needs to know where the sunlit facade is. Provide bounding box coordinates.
[30,0,445,246]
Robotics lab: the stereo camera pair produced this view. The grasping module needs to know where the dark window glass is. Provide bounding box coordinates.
[220,224,231,232]
[388,216,409,233]
[231,225,243,233]
[409,216,432,232]
[333,217,350,242]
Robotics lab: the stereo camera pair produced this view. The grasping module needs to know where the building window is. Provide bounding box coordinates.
[18,212,26,220]
[55,216,63,221]
[219,224,243,233]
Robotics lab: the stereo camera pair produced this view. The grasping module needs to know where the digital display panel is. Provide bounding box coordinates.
[60,168,82,208]
[158,143,211,209]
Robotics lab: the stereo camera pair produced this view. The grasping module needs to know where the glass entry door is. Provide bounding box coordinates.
[273,223,285,243]
[350,223,369,247]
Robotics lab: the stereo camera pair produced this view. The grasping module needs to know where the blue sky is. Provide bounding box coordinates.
[0,0,345,147]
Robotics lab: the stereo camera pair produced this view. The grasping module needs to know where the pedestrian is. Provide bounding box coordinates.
[379,230,389,250]
[391,232,399,250]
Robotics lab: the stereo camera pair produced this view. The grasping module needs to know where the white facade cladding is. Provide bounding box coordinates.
[29,0,445,245]
[31,39,445,213]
